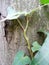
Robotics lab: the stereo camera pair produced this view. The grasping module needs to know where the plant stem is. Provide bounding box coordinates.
[0,18,7,22]
[17,19,24,31]
[24,17,33,58]
[26,3,49,16]
[17,17,33,58]
[0,3,49,22]
[24,30,33,58]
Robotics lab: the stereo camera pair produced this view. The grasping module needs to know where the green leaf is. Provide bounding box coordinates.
[40,0,49,5]
[12,51,31,65]
[30,30,49,65]
[31,41,41,52]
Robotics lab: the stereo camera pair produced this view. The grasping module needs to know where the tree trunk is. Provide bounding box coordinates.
[1,0,49,65]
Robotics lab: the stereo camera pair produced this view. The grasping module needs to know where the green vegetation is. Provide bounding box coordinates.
[31,41,41,53]
[12,30,49,65]
[40,0,49,4]
[12,51,31,65]
[0,0,49,65]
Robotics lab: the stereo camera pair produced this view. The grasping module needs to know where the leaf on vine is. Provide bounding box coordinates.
[31,41,41,52]
[12,51,31,65]
[30,30,49,65]
[40,0,49,5]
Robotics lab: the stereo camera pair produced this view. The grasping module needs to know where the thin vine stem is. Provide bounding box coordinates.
[0,3,49,22]
[17,17,33,58]
[17,19,24,31]
[24,17,29,32]
[26,3,49,16]
[24,17,33,58]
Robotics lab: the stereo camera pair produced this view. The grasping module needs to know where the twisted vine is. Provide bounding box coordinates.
[17,16,33,58]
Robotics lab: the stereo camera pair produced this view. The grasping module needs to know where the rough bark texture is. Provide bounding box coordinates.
[0,0,49,65]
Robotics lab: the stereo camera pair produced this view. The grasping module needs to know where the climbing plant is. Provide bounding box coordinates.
[0,0,49,65]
